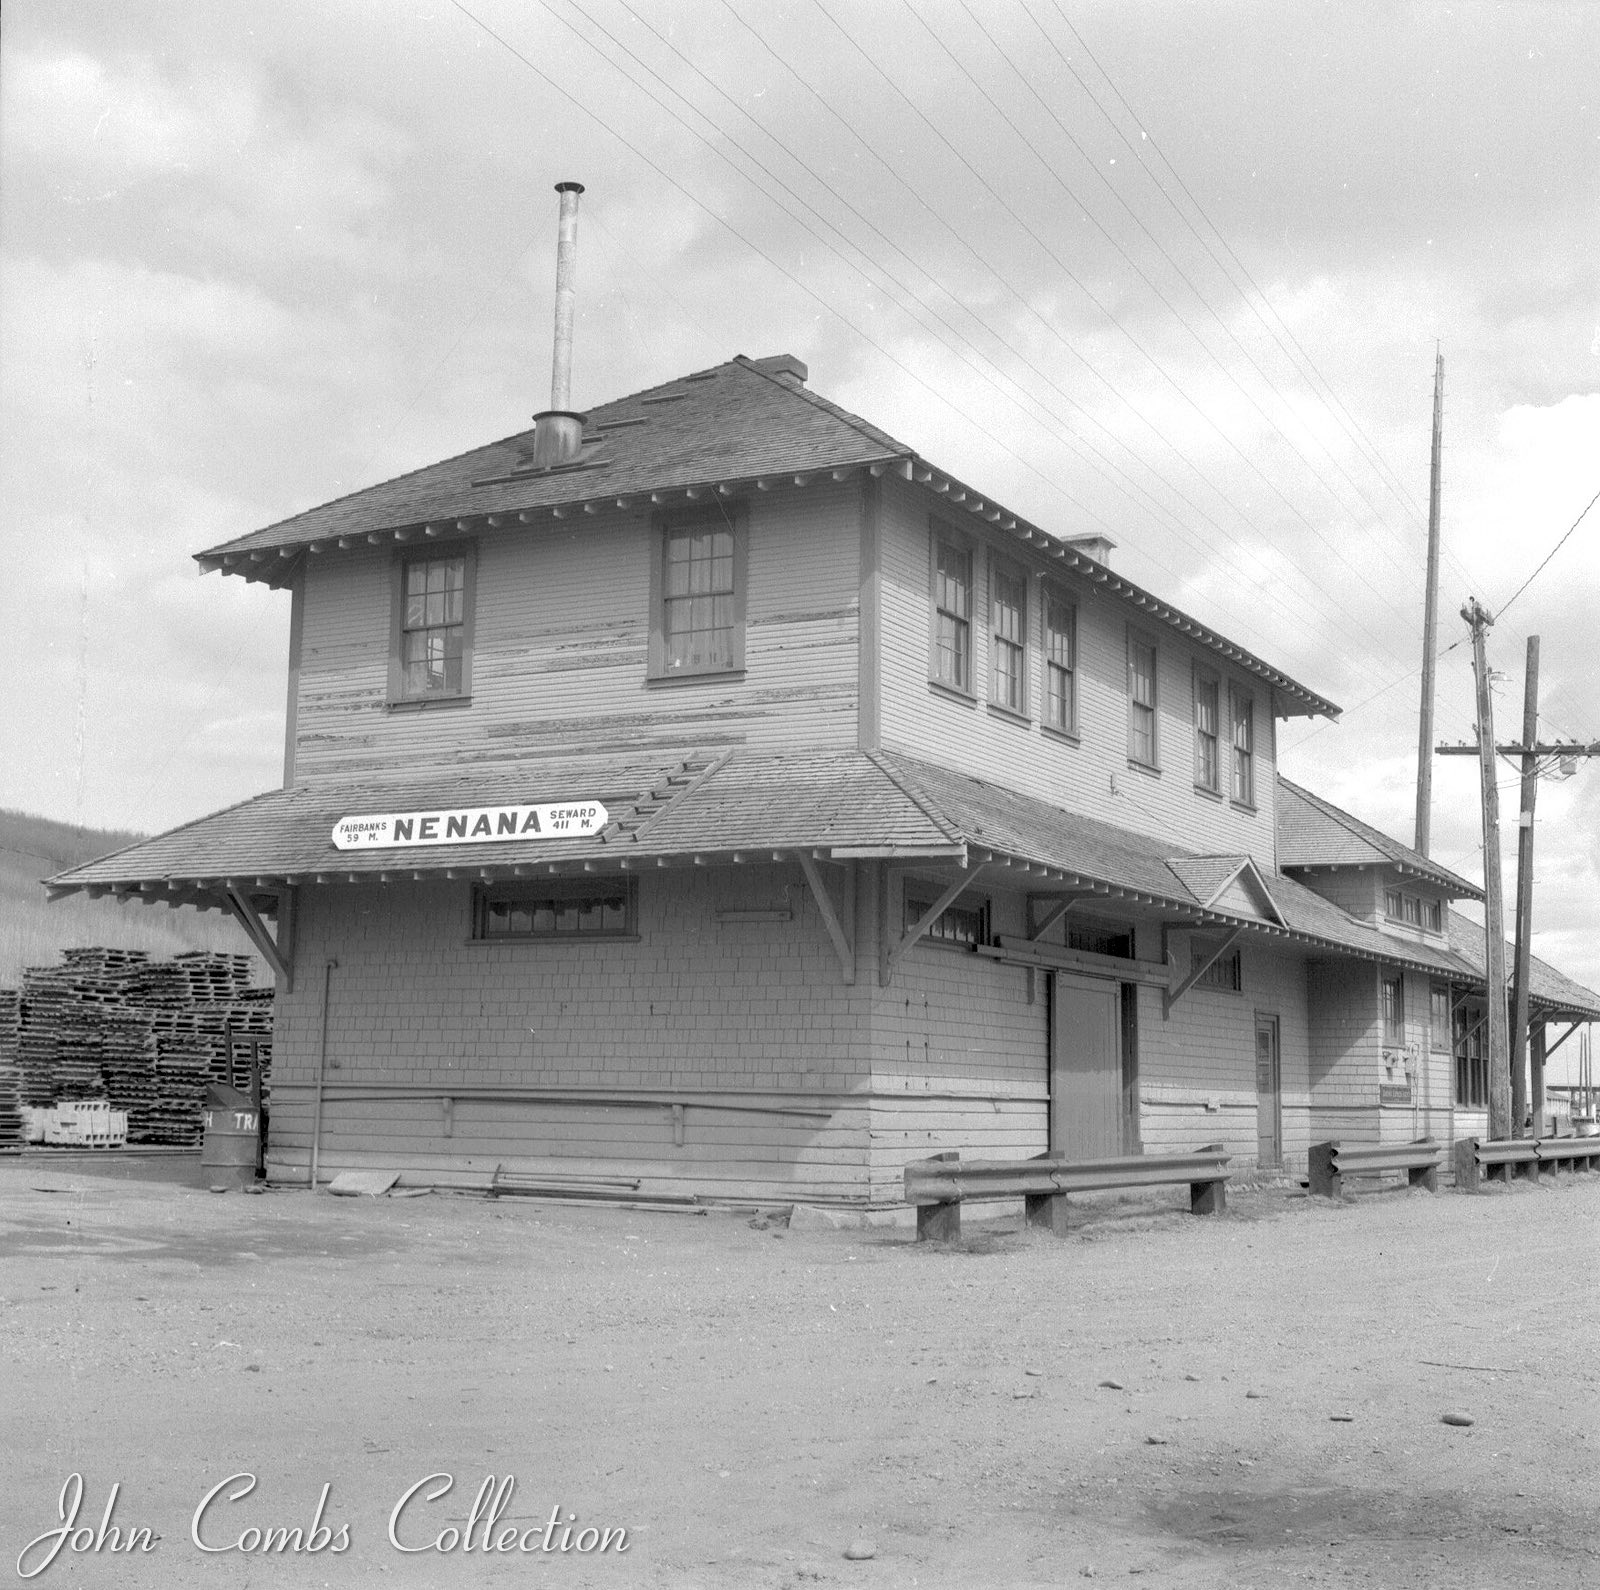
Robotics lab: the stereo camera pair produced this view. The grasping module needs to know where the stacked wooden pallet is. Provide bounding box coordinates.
[0,950,274,1147]
[0,989,22,1149]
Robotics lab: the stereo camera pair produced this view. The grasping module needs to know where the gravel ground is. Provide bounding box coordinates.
[1,1153,1596,1589]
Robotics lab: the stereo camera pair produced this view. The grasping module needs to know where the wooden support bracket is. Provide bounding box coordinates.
[797,854,855,984]
[881,862,986,987]
[222,886,295,991]
[1163,924,1243,1017]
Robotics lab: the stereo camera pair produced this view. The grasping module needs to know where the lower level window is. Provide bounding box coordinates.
[905,894,989,948]
[474,878,636,939]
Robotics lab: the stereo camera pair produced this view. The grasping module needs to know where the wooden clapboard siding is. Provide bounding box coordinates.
[1139,939,1313,1169]
[874,476,1279,865]
[290,484,863,782]
[862,875,1048,1200]
[1306,956,1382,1141]
[268,867,878,1198]
[1296,869,1380,920]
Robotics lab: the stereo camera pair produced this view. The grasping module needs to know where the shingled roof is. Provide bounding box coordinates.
[50,747,1539,988]
[1276,776,1482,898]
[198,356,906,566]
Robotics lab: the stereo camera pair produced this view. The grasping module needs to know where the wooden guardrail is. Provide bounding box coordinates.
[903,1145,1231,1242]
[1306,1138,1441,1200]
[1455,1134,1600,1190]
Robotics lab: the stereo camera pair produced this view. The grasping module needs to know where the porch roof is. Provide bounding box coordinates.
[45,748,1583,1003]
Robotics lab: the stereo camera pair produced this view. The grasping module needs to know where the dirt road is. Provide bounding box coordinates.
[2,1156,1595,1588]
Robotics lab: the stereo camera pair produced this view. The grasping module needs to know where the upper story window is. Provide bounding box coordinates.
[1230,687,1255,806]
[1042,589,1076,735]
[1385,887,1443,934]
[1382,973,1405,1047]
[389,546,476,705]
[1127,632,1158,768]
[648,509,747,681]
[990,558,1028,715]
[930,528,973,695]
[1194,668,1220,792]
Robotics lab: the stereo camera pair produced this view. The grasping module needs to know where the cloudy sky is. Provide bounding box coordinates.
[3,1,1596,1019]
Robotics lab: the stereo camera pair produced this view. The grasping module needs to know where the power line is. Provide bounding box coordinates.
[1496,485,1600,620]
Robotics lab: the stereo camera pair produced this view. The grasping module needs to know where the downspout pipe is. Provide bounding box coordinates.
[310,958,338,1190]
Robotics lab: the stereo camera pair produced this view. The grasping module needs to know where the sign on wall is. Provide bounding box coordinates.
[331,802,609,851]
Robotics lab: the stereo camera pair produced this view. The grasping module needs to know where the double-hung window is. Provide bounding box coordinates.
[1043,589,1076,735]
[1128,633,1158,767]
[1230,688,1255,806]
[390,546,476,704]
[1194,669,1220,792]
[931,530,973,694]
[648,509,747,680]
[990,558,1027,715]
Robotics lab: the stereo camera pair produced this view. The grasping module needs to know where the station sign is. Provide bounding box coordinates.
[331,802,608,851]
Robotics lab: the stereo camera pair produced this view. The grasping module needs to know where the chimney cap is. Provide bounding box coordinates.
[746,353,808,385]
[555,180,585,195]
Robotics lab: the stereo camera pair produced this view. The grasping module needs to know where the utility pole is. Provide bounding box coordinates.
[1439,675,1600,1138]
[1508,636,1538,1136]
[1415,350,1444,855]
[1462,598,1512,1141]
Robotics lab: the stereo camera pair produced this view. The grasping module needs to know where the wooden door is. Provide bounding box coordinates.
[1254,1013,1282,1168]
[1051,974,1123,1159]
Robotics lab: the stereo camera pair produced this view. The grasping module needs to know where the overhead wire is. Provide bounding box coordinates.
[600,0,1414,685]
[471,0,1413,689]
[955,0,1442,593]
[884,0,1428,632]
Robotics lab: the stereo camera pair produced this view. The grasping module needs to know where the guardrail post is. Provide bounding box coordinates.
[1453,1137,1481,1192]
[1307,1141,1340,1200]
[1024,1191,1071,1236]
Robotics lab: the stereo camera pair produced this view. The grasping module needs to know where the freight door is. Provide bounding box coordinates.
[1050,974,1123,1159]
[1254,1013,1282,1168]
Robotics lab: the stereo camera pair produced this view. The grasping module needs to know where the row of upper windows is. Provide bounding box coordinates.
[929,522,1259,809]
[1384,886,1444,934]
[381,515,1254,814]
[385,511,750,706]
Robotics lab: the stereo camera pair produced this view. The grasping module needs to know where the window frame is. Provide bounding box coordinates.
[904,890,991,950]
[472,877,639,942]
[1229,685,1255,808]
[1192,943,1242,992]
[988,553,1030,718]
[1041,584,1078,739]
[1193,665,1221,794]
[647,505,749,684]
[928,521,976,699]
[1126,628,1159,770]
[1381,973,1405,1048]
[388,542,478,708]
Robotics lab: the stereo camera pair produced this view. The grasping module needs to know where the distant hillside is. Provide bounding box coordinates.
[0,807,267,986]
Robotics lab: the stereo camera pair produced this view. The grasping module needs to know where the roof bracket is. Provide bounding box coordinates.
[882,862,986,987]
[222,886,295,992]
[798,854,854,985]
[1164,925,1243,1018]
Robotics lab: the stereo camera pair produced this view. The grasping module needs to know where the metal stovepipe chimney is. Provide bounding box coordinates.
[532,180,585,468]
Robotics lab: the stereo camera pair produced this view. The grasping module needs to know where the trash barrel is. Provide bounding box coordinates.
[201,1083,260,1190]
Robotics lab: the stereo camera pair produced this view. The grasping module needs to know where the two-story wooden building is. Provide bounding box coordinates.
[49,353,1599,1202]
